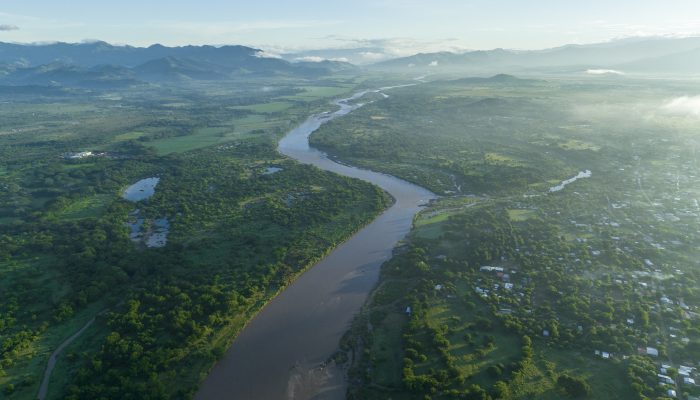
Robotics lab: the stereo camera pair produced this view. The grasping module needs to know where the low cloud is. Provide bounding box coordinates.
[295,56,325,62]
[0,24,19,31]
[268,36,469,65]
[294,56,349,63]
[586,69,624,75]
[328,36,468,57]
[254,50,282,59]
[309,36,469,64]
[663,96,700,116]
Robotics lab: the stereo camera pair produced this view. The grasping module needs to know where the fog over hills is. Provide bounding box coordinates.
[618,47,700,74]
[0,36,698,88]
[370,36,700,75]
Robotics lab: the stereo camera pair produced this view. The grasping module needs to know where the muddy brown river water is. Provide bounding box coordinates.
[196,89,436,400]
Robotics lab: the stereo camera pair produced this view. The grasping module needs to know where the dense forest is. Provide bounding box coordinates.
[0,76,390,399]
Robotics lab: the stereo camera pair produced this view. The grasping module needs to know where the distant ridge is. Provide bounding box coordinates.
[2,36,698,87]
[370,36,700,75]
[0,41,360,86]
[617,47,700,74]
[0,41,264,67]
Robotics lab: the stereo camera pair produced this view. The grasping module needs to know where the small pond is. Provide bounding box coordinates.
[122,177,160,202]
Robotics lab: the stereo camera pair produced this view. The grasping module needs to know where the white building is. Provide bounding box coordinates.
[65,151,94,159]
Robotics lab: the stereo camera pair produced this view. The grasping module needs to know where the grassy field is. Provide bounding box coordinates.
[148,115,285,154]
[537,348,637,400]
[229,101,294,113]
[413,198,480,239]
[54,194,114,220]
[112,130,148,142]
[506,209,537,221]
[280,85,352,101]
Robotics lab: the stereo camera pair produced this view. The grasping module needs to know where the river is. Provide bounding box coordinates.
[195,88,437,400]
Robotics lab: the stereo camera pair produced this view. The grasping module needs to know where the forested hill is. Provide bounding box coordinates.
[0,41,359,86]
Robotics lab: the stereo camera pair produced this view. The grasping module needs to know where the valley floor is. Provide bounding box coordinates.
[327,76,700,400]
[0,76,392,399]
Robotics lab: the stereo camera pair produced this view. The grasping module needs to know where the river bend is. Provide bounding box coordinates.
[196,89,436,400]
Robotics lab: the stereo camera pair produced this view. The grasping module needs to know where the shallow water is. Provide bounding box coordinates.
[122,177,159,202]
[549,170,592,192]
[125,212,169,248]
[264,166,284,175]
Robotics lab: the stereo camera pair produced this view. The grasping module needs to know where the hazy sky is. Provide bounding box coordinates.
[2,0,700,57]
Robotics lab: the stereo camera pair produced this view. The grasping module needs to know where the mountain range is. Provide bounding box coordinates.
[0,36,698,89]
[0,41,358,88]
[370,36,700,75]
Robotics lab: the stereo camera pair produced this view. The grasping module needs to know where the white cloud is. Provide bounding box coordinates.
[293,56,350,63]
[663,96,700,116]
[254,50,282,59]
[370,37,468,57]
[318,36,469,56]
[0,24,19,31]
[586,69,625,75]
[429,60,439,67]
[295,56,325,62]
